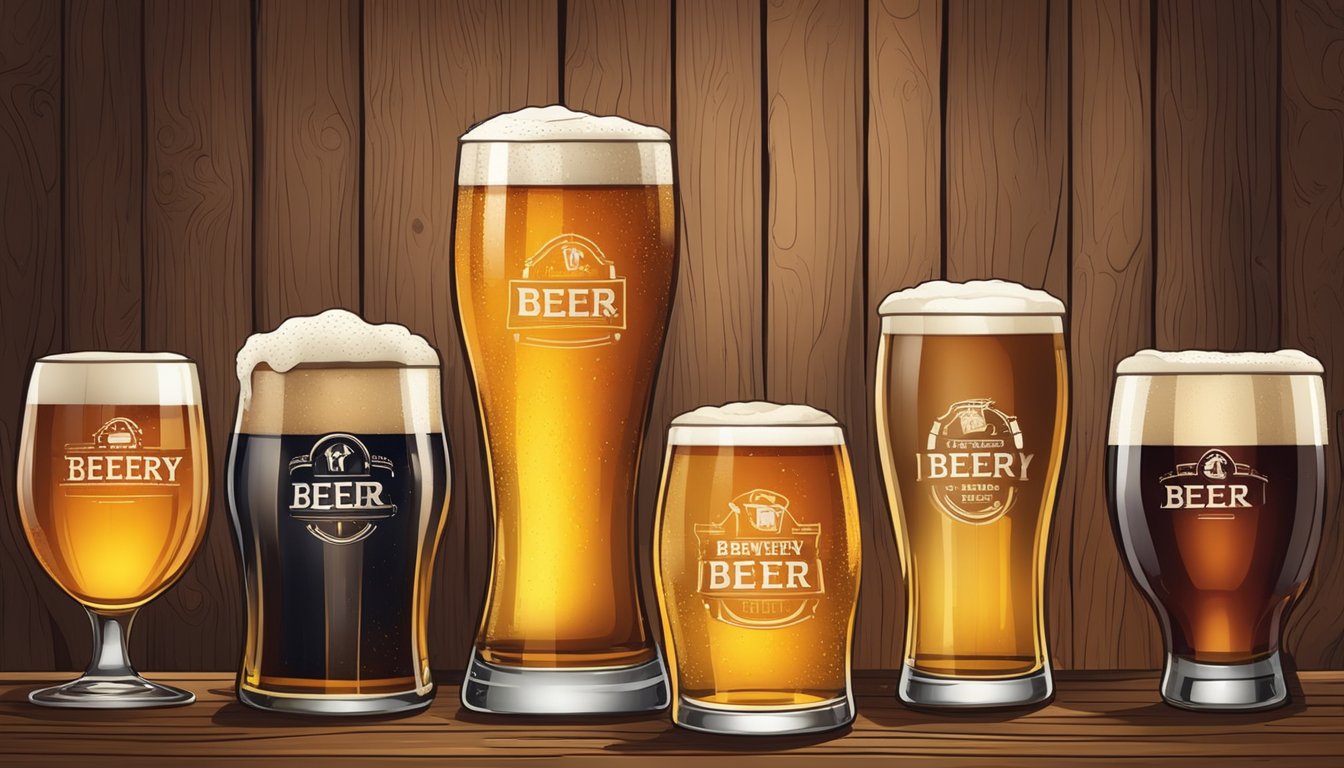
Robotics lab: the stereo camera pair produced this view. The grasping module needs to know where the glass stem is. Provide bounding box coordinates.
[84,607,139,679]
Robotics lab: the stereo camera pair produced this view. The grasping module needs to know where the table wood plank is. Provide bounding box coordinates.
[0,672,1338,766]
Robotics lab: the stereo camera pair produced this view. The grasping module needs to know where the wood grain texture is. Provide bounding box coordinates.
[863,0,943,669]
[362,0,557,669]
[0,672,1341,766]
[943,0,1072,664]
[1063,0,1160,670]
[0,0,80,672]
[65,0,143,351]
[1280,0,1344,669]
[944,0,1068,298]
[1155,0,1279,350]
[765,0,868,661]
[140,0,252,669]
[255,0,361,327]
[564,0,674,645]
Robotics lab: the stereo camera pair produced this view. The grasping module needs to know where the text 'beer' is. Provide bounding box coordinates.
[1107,349,1326,711]
[18,352,209,708]
[656,402,861,735]
[876,280,1068,709]
[229,310,450,715]
[454,106,675,714]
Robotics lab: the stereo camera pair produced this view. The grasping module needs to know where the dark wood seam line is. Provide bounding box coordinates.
[250,0,261,333]
[558,0,567,104]
[939,0,949,280]
[1149,0,1158,349]
[760,0,769,401]
[358,0,366,317]
[140,0,148,351]
[60,0,67,351]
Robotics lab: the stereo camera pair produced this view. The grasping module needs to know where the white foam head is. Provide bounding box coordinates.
[235,309,439,407]
[1109,349,1328,446]
[458,105,673,186]
[878,280,1065,335]
[1116,348,1324,375]
[668,401,845,446]
[27,352,200,406]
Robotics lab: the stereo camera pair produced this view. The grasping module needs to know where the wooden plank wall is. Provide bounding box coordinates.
[0,0,1340,673]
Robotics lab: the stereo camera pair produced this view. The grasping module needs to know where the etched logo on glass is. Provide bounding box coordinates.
[694,489,825,629]
[1158,448,1267,520]
[915,398,1034,525]
[507,233,627,348]
[288,433,397,545]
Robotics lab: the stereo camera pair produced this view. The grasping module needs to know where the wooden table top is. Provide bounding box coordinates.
[0,671,1339,767]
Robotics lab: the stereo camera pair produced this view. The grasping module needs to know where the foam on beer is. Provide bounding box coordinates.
[235,309,443,435]
[878,280,1065,335]
[458,105,673,186]
[29,352,200,406]
[668,401,845,447]
[1110,349,1327,447]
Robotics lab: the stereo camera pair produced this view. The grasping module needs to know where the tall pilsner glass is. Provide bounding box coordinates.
[875,280,1068,709]
[453,105,677,714]
[18,352,209,707]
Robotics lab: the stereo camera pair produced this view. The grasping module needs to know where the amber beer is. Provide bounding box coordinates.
[18,352,210,707]
[875,280,1068,708]
[656,403,861,735]
[454,106,675,714]
[1107,350,1327,711]
[228,310,451,715]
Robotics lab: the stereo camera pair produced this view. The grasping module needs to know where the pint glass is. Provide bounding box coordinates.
[1108,349,1327,710]
[454,106,676,714]
[18,352,209,708]
[876,280,1068,708]
[655,402,861,735]
[228,310,451,715]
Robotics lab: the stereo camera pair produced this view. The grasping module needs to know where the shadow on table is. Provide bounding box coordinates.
[1095,655,1310,727]
[602,724,853,753]
[451,707,660,728]
[210,702,424,728]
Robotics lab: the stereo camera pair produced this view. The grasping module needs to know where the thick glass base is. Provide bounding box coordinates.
[29,675,195,709]
[898,664,1053,709]
[674,694,853,736]
[461,649,669,715]
[237,684,434,716]
[1160,652,1287,711]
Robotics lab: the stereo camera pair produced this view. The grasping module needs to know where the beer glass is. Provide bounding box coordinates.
[655,402,861,735]
[876,280,1068,708]
[228,309,451,715]
[17,352,209,708]
[1108,349,1327,711]
[454,105,676,714]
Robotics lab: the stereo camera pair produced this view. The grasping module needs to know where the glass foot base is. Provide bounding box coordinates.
[237,685,434,716]
[898,664,1053,709]
[1161,652,1287,711]
[29,675,195,709]
[674,694,853,735]
[461,649,669,715]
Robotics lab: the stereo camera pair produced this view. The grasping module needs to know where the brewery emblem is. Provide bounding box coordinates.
[916,398,1034,525]
[507,233,627,348]
[694,489,825,630]
[63,417,183,485]
[1158,448,1267,518]
[288,433,397,545]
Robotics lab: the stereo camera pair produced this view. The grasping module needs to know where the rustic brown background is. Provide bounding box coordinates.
[0,0,1340,674]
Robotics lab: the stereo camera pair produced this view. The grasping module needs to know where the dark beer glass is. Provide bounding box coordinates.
[1107,349,1327,711]
[228,310,450,715]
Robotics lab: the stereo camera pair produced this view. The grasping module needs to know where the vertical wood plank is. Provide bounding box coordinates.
[65,0,143,351]
[255,0,361,327]
[863,0,943,669]
[1065,0,1161,670]
[0,0,78,671]
[945,0,1068,299]
[1155,0,1278,350]
[765,0,867,656]
[944,0,1072,664]
[1280,0,1344,669]
[565,0,671,128]
[141,0,252,669]
[363,0,557,669]
[564,0,674,649]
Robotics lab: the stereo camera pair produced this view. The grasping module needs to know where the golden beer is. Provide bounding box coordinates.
[875,280,1067,708]
[17,352,209,708]
[454,106,675,713]
[656,403,861,735]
